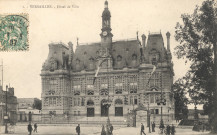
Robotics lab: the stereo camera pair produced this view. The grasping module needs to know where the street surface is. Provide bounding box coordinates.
[0,124,215,135]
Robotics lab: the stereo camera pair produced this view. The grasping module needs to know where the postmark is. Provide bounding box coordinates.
[0,14,29,51]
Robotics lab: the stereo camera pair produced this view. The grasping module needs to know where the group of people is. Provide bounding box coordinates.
[140,122,156,135]
[27,123,38,135]
[101,124,114,135]
[166,124,176,135]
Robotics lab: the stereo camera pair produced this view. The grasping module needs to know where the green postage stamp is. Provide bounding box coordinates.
[0,14,29,51]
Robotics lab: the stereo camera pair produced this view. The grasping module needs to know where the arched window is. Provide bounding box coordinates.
[115,99,123,105]
[87,100,94,106]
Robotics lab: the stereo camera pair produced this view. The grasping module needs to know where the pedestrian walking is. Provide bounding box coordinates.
[171,124,175,135]
[76,124,80,135]
[101,124,106,135]
[166,125,170,135]
[33,123,37,133]
[151,122,155,132]
[110,124,113,134]
[27,123,33,135]
[140,123,146,135]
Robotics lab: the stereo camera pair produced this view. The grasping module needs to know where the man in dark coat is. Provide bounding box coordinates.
[33,123,37,133]
[171,124,175,135]
[27,123,33,135]
[110,124,113,134]
[166,125,170,135]
[152,122,155,132]
[101,124,106,135]
[141,123,146,135]
[76,124,80,135]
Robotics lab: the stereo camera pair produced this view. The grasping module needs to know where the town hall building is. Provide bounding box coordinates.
[41,1,174,125]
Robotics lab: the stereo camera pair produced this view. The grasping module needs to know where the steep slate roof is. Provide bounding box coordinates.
[42,33,169,72]
[72,43,101,71]
[112,40,141,69]
[72,39,141,71]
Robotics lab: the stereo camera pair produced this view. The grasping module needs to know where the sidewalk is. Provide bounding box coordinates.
[0,125,214,135]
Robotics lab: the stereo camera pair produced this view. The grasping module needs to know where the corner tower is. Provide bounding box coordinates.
[100,0,113,49]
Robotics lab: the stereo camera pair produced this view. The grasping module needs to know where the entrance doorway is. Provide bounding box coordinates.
[101,99,108,117]
[115,107,123,116]
[87,108,94,117]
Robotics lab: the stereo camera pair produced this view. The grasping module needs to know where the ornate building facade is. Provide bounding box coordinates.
[41,1,174,125]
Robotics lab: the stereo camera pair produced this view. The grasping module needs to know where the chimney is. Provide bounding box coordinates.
[141,34,146,47]
[166,32,171,52]
[68,42,73,65]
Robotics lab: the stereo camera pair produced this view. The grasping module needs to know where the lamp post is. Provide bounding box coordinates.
[147,102,151,133]
[5,85,8,134]
[157,94,166,134]
[103,98,112,135]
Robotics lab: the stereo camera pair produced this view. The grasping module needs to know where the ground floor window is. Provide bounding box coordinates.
[115,107,123,116]
[87,108,94,117]
[155,109,159,114]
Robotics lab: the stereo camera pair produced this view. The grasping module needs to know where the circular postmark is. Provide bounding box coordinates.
[0,14,29,51]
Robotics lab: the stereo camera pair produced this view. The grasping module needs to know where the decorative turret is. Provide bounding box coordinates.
[100,0,113,50]
[68,42,73,66]
[166,32,171,52]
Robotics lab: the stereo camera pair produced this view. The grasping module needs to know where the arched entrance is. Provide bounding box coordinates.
[101,99,108,117]
[115,99,123,116]
[87,100,94,117]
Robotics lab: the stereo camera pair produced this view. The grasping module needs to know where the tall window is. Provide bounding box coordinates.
[114,76,123,94]
[74,85,81,96]
[87,85,94,95]
[74,98,80,106]
[150,94,155,103]
[49,79,58,95]
[130,96,137,105]
[115,83,123,94]
[129,75,137,93]
[149,72,161,88]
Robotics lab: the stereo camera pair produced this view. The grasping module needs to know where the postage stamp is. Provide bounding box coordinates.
[0,14,29,51]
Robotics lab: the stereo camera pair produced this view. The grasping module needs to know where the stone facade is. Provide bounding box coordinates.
[41,1,174,124]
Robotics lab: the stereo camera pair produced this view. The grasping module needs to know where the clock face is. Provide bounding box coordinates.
[102,31,107,36]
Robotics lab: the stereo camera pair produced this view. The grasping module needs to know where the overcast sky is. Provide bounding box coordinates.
[0,0,204,107]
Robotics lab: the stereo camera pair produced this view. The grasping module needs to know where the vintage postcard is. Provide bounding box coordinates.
[0,0,213,135]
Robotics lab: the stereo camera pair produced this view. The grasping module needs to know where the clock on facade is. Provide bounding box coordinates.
[102,31,107,36]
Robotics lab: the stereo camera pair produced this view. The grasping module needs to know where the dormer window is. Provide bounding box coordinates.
[117,55,122,61]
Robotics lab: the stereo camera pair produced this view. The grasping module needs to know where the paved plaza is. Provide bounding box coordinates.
[0,124,215,135]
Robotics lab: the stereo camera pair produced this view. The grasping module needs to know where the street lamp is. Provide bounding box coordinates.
[157,95,166,134]
[4,85,8,134]
[147,102,151,133]
[102,98,112,135]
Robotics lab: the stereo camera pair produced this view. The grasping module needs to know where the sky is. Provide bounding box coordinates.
[0,0,204,108]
